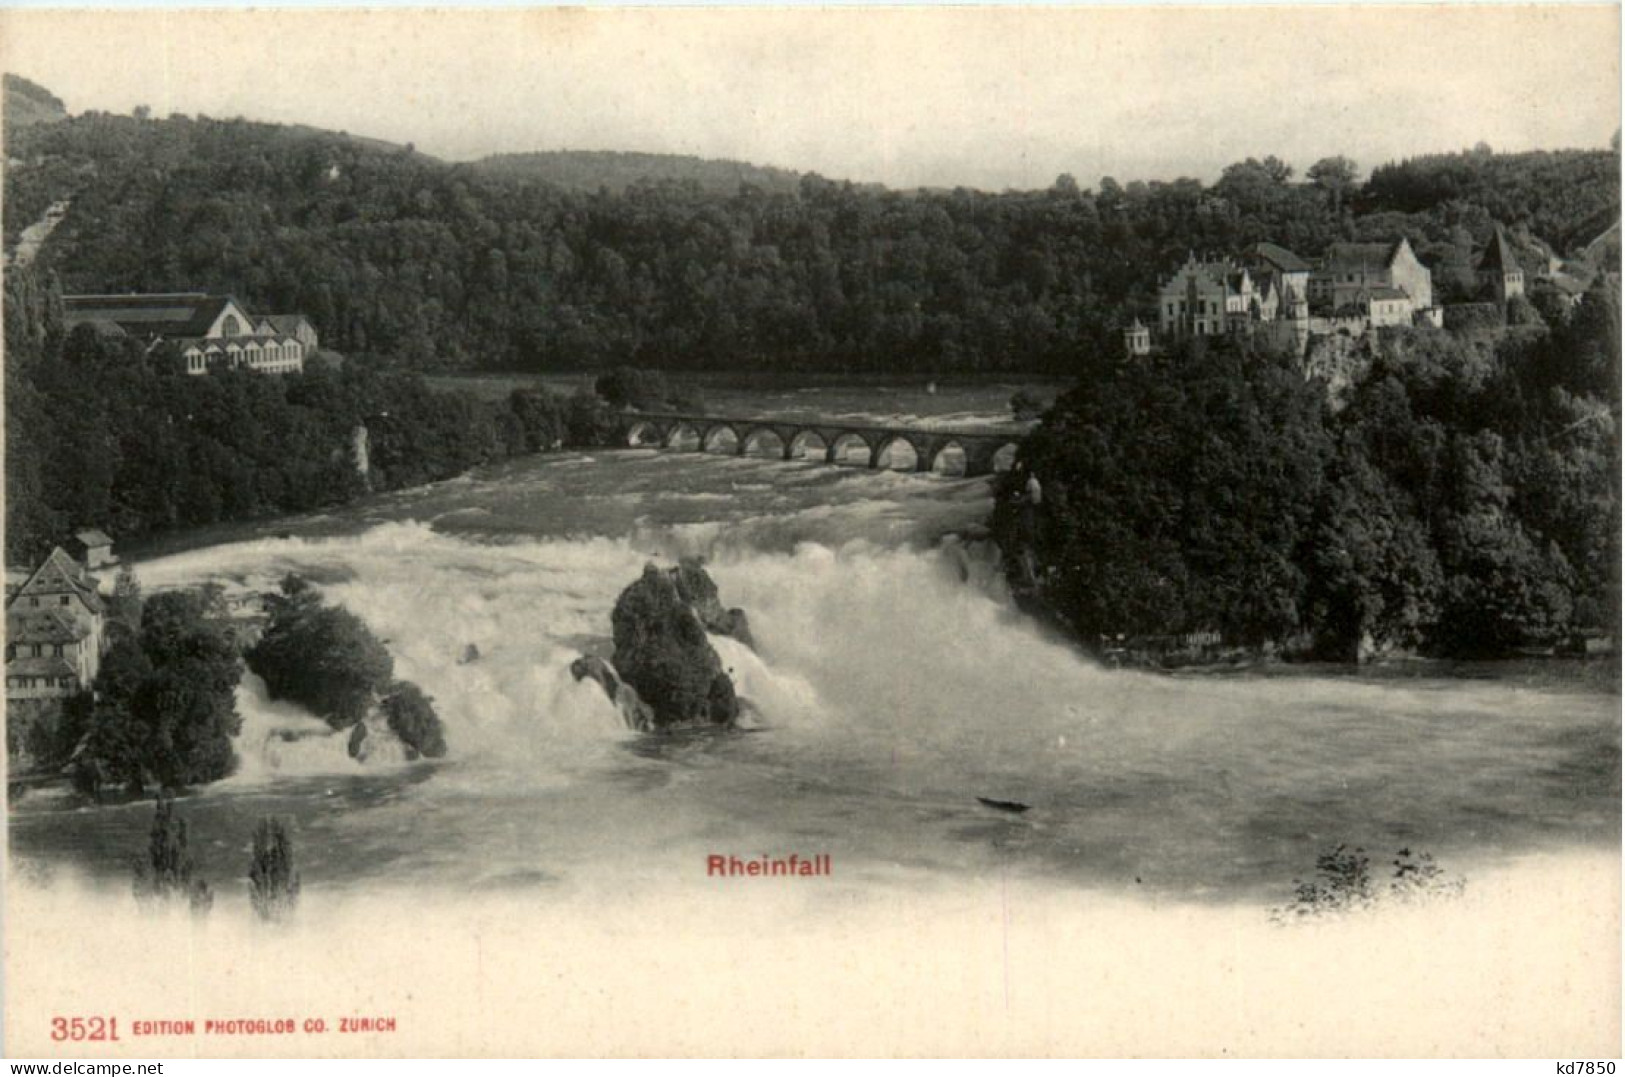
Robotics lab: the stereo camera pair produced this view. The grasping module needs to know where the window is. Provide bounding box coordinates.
[60,595,69,606]
[222,314,242,337]
[53,644,64,657]
[29,597,39,607]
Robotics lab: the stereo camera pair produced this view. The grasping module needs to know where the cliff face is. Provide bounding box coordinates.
[1301,333,1374,409]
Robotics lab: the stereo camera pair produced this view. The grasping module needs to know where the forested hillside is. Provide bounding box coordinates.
[2,74,67,131]
[1362,144,1621,257]
[474,150,804,195]
[5,106,1617,374]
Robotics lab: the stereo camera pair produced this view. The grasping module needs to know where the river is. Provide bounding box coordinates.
[5,410,1620,1056]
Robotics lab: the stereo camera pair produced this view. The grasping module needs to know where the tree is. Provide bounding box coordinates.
[247,575,393,728]
[1307,156,1359,209]
[132,793,213,915]
[109,564,144,633]
[381,681,447,759]
[132,591,244,786]
[74,591,242,792]
[248,817,301,924]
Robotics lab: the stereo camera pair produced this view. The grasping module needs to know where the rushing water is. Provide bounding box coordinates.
[9,445,1618,903]
[7,435,1620,1057]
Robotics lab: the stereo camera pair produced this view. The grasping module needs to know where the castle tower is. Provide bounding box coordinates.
[1478,226,1524,305]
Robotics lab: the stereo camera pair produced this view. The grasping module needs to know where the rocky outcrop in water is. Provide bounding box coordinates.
[668,558,755,650]
[569,655,657,732]
[575,559,748,730]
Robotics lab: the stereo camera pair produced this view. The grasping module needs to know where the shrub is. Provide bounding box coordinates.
[1272,844,1464,922]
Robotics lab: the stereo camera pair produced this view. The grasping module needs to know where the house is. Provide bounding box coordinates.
[1157,254,1266,341]
[1152,246,1311,354]
[1309,238,1435,320]
[1241,242,1313,312]
[5,547,107,701]
[67,529,115,570]
[1478,227,1525,305]
[62,293,314,376]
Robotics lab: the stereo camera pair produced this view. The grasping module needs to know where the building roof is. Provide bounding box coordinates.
[5,655,80,679]
[73,529,112,548]
[1478,228,1520,273]
[1544,273,1588,296]
[1247,242,1312,273]
[9,547,103,613]
[63,293,248,340]
[1366,286,1410,301]
[1323,241,1403,272]
[265,314,313,336]
[7,607,89,644]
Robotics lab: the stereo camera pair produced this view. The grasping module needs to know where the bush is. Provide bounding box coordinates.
[381,680,447,760]
[564,387,622,447]
[594,367,672,411]
[1009,387,1045,421]
[1442,302,1504,332]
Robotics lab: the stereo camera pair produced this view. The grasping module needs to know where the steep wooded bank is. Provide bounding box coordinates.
[993,281,1621,660]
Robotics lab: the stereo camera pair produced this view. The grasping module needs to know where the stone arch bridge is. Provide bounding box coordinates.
[620,412,1024,477]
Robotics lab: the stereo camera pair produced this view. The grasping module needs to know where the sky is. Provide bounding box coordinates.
[0,5,1618,191]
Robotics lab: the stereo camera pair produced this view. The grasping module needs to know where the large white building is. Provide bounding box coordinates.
[62,293,316,375]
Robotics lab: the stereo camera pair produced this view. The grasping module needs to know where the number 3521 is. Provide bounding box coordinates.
[51,1016,120,1041]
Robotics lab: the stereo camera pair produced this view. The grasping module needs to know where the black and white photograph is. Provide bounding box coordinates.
[1,4,1619,1059]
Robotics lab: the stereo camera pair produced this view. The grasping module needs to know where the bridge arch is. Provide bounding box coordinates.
[702,423,740,454]
[929,440,968,477]
[875,433,923,472]
[827,431,875,466]
[626,420,664,448]
[786,429,829,461]
[739,426,787,459]
[991,443,1020,472]
[665,422,702,451]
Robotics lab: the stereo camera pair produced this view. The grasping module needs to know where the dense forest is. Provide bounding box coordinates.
[4,104,1617,374]
[993,278,1621,659]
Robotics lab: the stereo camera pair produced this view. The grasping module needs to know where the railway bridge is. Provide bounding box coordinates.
[620,412,1025,477]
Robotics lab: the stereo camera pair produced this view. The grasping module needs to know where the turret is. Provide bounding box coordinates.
[1123,318,1152,358]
